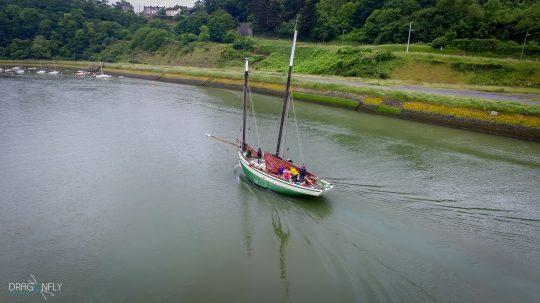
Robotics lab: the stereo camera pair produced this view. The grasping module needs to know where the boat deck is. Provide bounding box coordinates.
[242,155,326,191]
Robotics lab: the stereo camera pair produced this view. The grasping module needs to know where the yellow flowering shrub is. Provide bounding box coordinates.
[363,97,383,105]
[403,102,540,128]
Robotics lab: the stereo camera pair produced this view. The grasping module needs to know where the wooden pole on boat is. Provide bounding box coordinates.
[205,134,238,147]
[276,30,297,157]
[241,58,249,151]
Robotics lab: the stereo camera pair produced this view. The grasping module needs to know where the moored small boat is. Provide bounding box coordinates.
[95,61,111,79]
[74,70,88,77]
[48,62,61,75]
[36,62,46,74]
[13,67,25,74]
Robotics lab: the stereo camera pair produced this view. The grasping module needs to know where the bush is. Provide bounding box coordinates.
[451,38,540,57]
[431,36,448,48]
[100,41,129,62]
[198,25,210,41]
[223,30,240,43]
[142,29,171,51]
[179,33,198,44]
[131,27,153,49]
[431,32,456,48]
[232,37,253,50]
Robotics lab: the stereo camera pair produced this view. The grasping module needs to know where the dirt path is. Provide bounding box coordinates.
[297,76,540,105]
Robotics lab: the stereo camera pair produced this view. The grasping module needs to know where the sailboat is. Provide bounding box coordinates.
[48,62,60,75]
[94,61,111,79]
[236,29,333,197]
[36,62,46,74]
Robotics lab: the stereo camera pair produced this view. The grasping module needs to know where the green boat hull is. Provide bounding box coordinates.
[239,160,308,196]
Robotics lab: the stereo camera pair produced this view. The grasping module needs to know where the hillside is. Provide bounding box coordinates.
[100,37,540,89]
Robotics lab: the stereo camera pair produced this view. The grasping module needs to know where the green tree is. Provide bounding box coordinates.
[8,39,32,58]
[131,27,153,49]
[360,8,403,43]
[298,0,317,38]
[175,11,209,34]
[223,29,240,43]
[207,10,235,42]
[142,29,171,51]
[198,25,211,41]
[31,35,54,58]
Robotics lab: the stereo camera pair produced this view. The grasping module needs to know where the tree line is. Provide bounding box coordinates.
[0,0,538,60]
[189,0,538,47]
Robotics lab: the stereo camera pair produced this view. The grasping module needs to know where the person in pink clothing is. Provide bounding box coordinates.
[283,168,290,181]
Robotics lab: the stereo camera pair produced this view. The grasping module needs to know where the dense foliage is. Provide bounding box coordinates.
[0,0,538,60]
[0,0,146,59]
[187,0,539,45]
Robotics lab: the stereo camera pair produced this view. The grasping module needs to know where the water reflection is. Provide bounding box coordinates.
[271,207,290,300]
[237,170,332,300]
[240,184,253,257]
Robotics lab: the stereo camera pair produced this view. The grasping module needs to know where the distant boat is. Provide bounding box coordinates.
[0,67,3,73]
[13,67,25,74]
[48,63,60,75]
[74,70,88,77]
[94,61,111,79]
[28,67,37,70]
[36,62,46,74]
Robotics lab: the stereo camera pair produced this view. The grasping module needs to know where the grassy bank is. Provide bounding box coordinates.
[2,59,540,140]
[95,38,540,90]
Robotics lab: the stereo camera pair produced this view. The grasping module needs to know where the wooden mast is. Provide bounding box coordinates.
[275,30,298,157]
[241,58,249,151]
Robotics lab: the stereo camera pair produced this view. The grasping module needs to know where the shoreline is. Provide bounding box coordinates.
[2,60,539,142]
[106,68,540,142]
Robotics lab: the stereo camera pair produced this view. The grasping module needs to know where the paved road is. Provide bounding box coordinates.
[297,76,540,105]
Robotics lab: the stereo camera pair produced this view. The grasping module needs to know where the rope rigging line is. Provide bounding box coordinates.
[283,102,289,160]
[247,83,262,148]
[290,93,305,164]
[264,114,278,152]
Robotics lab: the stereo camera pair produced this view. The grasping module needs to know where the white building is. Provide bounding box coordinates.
[143,6,165,17]
[165,7,181,17]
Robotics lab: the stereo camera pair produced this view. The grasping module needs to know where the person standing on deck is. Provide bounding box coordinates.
[257,148,262,164]
[290,167,298,183]
[300,164,306,182]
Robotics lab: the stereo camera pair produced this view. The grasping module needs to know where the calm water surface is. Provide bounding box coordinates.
[1,74,539,302]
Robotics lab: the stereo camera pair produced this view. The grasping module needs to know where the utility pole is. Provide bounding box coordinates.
[406,22,412,53]
[520,29,530,60]
[377,52,381,85]
[342,30,346,45]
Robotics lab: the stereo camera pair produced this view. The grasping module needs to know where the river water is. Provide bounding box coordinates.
[0,74,539,302]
